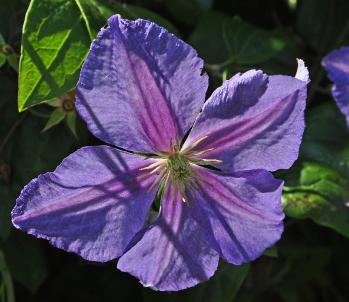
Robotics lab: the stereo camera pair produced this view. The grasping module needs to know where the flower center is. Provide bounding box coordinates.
[167,153,193,183]
[139,135,222,203]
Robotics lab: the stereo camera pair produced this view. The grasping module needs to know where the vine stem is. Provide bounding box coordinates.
[0,111,28,155]
[1,270,15,302]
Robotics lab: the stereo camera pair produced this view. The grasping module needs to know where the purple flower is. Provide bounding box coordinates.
[322,47,349,126]
[12,16,309,291]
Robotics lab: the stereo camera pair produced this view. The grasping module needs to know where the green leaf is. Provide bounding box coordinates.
[42,107,66,132]
[18,0,91,111]
[11,115,76,184]
[6,52,19,73]
[283,162,349,238]
[296,0,349,51]
[66,110,77,138]
[287,0,297,10]
[164,0,213,26]
[302,102,349,178]
[257,29,305,75]
[18,0,179,110]
[273,245,331,302]
[263,246,279,258]
[75,0,179,39]
[1,233,47,293]
[189,12,285,69]
[143,262,250,302]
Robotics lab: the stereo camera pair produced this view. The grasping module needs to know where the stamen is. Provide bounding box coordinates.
[139,159,166,171]
[140,133,223,207]
[191,135,209,148]
[147,165,163,175]
[191,158,223,165]
[147,169,169,193]
[190,147,215,156]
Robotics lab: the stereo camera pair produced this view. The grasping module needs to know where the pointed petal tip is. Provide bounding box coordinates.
[11,146,158,263]
[77,13,208,152]
[295,58,310,82]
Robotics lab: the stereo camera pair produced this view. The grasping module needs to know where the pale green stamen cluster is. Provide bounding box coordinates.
[139,136,222,203]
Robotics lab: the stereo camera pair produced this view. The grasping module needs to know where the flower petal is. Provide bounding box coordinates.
[12,146,157,262]
[77,15,208,153]
[191,167,284,265]
[117,183,219,291]
[331,84,349,126]
[322,48,349,126]
[322,46,349,85]
[183,64,308,172]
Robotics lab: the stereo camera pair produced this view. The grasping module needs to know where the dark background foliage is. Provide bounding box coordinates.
[1,0,349,301]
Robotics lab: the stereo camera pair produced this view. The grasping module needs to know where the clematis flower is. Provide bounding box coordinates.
[12,15,309,291]
[322,46,349,126]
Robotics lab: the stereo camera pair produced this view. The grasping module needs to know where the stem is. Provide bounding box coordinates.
[0,112,28,155]
[1,271,15,302]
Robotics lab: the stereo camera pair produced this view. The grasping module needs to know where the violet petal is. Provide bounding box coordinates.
[183,62,308,172]
[12,146,157,262]
[191,166,284,265]
[322,47,349,126]
[77,15,208,153]
[117,183,219,291]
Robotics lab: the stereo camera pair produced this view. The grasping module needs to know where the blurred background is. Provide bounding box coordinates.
[1,0,349,301]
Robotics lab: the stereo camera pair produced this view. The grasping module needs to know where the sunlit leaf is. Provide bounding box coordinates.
[283,162,349,238]
[18,0,179,111]
[18,0,91,110]
[302,102,349,177]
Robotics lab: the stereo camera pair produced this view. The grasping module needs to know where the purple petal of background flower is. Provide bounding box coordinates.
[76,15,208,153]
[322,47,349,126]
[183,62,308,172]
[191,166,284,265]
[12,146,157,262]
[117,183,219,291]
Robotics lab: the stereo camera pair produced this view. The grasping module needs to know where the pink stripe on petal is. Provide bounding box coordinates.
[185,69,308,172]
[191,166,284,265]
[117,183,219,291]
[77,16,208,153]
